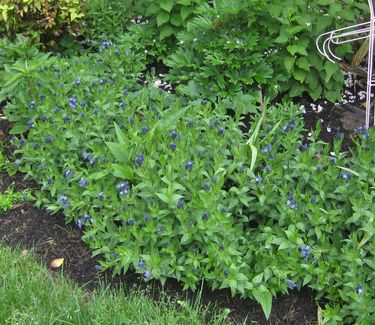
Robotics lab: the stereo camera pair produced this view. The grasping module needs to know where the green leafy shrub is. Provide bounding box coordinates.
[2,37,375,322]
[258,0,369,101]
[165,0,368,102]
[164,1,275,100]
[81,0,134,42]
[0,0,84,47]
[134,0,205,41]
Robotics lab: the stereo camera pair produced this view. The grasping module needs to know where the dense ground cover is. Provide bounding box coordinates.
[1,0,375,324]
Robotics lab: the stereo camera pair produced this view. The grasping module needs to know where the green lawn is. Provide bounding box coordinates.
[0,243,231,325]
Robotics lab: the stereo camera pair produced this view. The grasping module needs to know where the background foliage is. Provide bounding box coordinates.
[0,0,84,47]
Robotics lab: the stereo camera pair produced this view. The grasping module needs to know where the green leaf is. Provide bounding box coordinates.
[284,56,295,73]
[145,3,160,16]
[180,6,194,21]
[88,170,110,180]
[160,24,175,39]
[112,164,134,180]
[253,288,272,320]
[160,0,174,13]
[9,122,27,134]
[106,142,129,163]
[170,13,183,27]
[289,83,305,97]
[114,123,127,144]
[157,12,170,26]
[287,45,308,56]
[176,0,191,5]
[324,61,339,84]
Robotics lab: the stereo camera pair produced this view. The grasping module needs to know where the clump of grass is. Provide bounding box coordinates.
[0,187,30,213]
[0,244,232,324]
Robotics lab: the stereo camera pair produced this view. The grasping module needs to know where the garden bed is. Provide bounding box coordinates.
[0,172,317,324]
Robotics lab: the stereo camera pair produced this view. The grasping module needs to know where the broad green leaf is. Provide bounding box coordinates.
[106,142,129,163]
[157,12,170,26]
[253,288,272,320]
[160,0,174,13]
[112,164,134,180]
[287,45,308,56]
[284,56,295,73]
[114,123,127,144]
[160,24,175,40]
[10,122,28,134]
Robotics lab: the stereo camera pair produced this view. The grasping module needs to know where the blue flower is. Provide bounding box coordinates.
[128,218,135,226]
[187,120,193,127]
[79,178,88,187]
[136,153,144,166]
[63,115,70,123]
[44,136,52,143]
[89,158,96,166]
[29,100,35,109]
[287,280,297,289]
[41,115,47,122]
[171,130,177,139]
[75,79,81,86]
[203,182,211,191]
[100,78,106,84]
[68,96,77,109]
[301,246,311,261]
[145,214,151,222]
[76,219,84,229]
[197,150,203,159]
[54,107,60,113]
[262,144,272,152]
[255,176,263,184]
[116,181,130,197]
[27,120,34,129]
[157,225,165,233]
[114,49,119,56]
[264,165,271,173]
[95,264,103,271]
[122,88,128,95]
[59,195,70,207]
[287,199,297,210]
[223,269,229,277]
[138,259,146,269]
[34,143,40,149]
[19,139,26,147]
[220,207,227,213]
[120,101,126,108]
[64,169,73,179]
[98,192,104,201]
[141,126,149,135]
[341,172,352,181]
[93,109,99,115]
[177,198,185,208]
[356,283,363,295]
[185,160,194,171]
[143,269,152,279]
[217,128,224,136]
[82,152,90,160]
[169,142,176,151]
[202,212,208,220]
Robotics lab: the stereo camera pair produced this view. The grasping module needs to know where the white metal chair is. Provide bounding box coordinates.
[316,0,375,129]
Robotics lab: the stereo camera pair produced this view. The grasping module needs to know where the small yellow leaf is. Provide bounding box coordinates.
[50,258,64,268]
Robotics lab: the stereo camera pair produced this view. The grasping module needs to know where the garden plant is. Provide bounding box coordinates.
[0,0,375,324]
